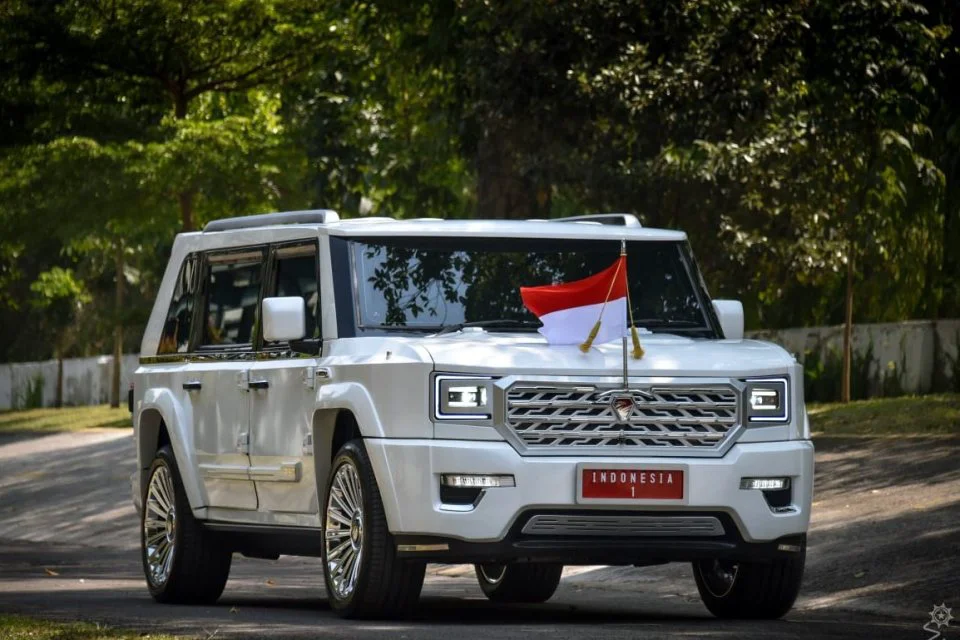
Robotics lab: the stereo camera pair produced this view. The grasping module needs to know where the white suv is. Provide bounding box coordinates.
[131,210,813,619]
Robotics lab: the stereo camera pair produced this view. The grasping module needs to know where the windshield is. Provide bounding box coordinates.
[343,236,719,338]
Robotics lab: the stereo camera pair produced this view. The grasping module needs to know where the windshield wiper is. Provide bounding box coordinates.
[433,319,542,336]
[633,319,704,329]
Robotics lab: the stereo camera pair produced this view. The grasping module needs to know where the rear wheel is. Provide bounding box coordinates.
[474,563,563,603]
[322,440,425,618]
[693,551,805,619]
[141,445,232,604]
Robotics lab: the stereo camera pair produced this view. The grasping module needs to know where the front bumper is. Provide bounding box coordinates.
[365,438,813,546]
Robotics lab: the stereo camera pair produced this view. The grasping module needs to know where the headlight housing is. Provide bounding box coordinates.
[745,378,789,423]
[434,374,495,420]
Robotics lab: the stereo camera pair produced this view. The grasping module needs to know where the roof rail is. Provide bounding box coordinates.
[549,213,641,227]
[203,209,340,233]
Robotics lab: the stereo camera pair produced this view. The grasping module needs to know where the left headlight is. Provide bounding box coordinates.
[434,375,495,420]
[745,378,789,423]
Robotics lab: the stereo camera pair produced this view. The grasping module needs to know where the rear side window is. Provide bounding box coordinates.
[201,254,264,348]
[272,251,320,341]
[158,255,198,354]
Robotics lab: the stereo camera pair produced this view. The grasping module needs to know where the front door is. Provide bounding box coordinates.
[249,243,322,520]
[192,248,266,511]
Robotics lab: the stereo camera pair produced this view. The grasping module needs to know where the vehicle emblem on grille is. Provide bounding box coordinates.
[611,395,635,423]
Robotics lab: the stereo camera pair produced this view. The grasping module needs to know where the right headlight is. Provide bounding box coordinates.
[744,377,789,423]
[433,374,495,421]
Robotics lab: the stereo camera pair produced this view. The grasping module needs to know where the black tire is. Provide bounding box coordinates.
[474,563,563,603]
[692,551,805,619]
[322,440,426,619]
[141,445,232,604]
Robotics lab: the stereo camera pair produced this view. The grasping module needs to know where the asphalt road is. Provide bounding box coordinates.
[1,429,957,639]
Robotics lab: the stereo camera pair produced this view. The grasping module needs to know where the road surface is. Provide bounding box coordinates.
[0,429,957,638]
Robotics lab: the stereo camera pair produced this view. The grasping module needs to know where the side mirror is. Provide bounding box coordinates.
[262,297,306,342]
[712,300,744,340]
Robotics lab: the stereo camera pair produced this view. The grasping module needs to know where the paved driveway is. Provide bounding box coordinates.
[0,430,957,638]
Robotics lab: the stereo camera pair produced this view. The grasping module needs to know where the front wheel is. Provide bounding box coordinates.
[474,563,563,603]
[322,440,425,618]
[692,551,805,619]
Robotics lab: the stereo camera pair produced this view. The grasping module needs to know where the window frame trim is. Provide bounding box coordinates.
[259,239,322,354]
[157,252,200,356]
[192,245,269,353]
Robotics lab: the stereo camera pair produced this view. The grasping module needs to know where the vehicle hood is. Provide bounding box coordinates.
[413,331,795,378]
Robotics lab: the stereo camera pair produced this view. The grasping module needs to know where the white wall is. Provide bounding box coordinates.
[0,354,140,410]
[748,319,960,396]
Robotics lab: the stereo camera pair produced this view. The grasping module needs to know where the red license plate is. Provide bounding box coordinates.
[581,468,684,500]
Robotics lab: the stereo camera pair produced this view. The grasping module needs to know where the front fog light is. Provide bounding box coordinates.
[440,474,515,488]
[745,378,789,422]
[740,477,790,491]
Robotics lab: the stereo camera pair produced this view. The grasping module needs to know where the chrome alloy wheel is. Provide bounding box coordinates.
[325,461,364,599]
[698,559,739,598]
[143,465,177,586]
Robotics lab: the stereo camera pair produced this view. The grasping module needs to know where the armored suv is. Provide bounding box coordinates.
[131,210,812,619]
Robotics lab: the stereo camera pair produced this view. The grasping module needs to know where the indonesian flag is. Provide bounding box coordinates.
[520,257,627,346]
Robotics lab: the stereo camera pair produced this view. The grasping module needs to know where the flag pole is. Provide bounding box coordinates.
[620,240,629,387]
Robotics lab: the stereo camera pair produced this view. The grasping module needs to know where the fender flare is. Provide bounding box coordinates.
[137,387,206,511]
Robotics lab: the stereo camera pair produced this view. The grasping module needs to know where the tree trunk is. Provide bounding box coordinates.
[55,353,63,409]
[110,245,124,409]
[173,92,196,231]
[841,251,854,403]
[178,190,196,232]
[475,129,543,220]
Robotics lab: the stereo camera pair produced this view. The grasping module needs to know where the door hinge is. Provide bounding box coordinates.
[302,367,315,389]
[236,431,250,454]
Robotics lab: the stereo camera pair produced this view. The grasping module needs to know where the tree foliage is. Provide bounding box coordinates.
[0,0,958,372]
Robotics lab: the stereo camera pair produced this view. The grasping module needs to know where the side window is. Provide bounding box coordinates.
[201,254,264,349]
[158,255,198,354]
[269,249,320,343]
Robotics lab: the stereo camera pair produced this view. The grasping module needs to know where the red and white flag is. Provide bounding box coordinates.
[520,257,627,346]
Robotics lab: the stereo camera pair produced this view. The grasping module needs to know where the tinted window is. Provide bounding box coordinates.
[349,237,716,337]
[158,255,198,354]
[272,252,320,341]
[201,257,263,348]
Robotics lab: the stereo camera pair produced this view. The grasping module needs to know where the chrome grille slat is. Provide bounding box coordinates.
[521,514,725,537]
[505,383,740,453]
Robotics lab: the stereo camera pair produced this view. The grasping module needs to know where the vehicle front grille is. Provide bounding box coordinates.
[504,383,739,454]
[521,514,725,537]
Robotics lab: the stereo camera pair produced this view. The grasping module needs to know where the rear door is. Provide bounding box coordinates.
[247,242,322,520]
[191,248,266,511]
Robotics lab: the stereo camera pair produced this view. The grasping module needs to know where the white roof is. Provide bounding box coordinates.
[324,218,687,241]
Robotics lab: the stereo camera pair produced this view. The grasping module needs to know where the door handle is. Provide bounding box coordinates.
[248,379,270,390]
[182,380,202,391]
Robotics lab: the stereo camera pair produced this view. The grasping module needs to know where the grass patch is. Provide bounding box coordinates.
[0,615,184,639]
[808,393,960,436]
[0,405,129,435]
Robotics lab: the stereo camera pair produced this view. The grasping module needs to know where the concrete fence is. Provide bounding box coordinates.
[2,319,959,409]
[0,354,140,410]
[748,319,960,401]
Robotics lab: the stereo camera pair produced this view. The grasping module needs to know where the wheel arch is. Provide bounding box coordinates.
[311,403,401,532]
[137,389,205,511]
